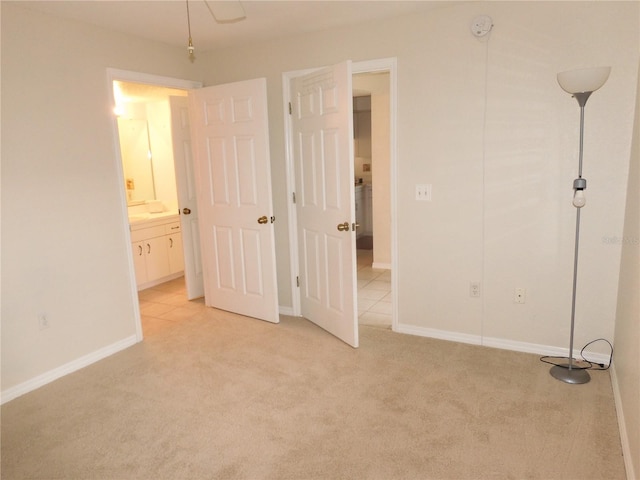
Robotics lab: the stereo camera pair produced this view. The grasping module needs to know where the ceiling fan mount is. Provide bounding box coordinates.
[205,0,246,24]
[186,0,246,60]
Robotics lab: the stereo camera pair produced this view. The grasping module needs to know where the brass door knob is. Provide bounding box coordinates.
[336,222,350,231]
[182,207,191,215]
[257,215,269,224]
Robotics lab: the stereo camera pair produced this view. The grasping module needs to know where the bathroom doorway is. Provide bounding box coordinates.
[107,69,202,341]
[352,71,392,328]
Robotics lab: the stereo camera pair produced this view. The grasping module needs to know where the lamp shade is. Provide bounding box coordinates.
[557,66,611,94]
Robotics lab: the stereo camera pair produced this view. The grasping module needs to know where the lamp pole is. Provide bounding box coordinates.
[551,66,610,384]
[550,96,591,384]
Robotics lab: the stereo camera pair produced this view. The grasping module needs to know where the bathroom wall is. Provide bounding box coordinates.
[145,100,179,213]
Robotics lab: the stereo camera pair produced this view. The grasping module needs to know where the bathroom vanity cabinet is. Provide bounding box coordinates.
[130,215,184,290]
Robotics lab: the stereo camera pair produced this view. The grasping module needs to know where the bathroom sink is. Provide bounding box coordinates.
[128,214,150,223]
[129,211,178,224]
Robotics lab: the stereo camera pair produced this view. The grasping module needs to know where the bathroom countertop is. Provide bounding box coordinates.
[129,211,179,229]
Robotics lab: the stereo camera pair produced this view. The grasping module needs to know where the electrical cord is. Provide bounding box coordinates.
[540,338,613,371]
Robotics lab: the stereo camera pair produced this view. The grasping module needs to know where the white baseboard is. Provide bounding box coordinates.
[482,335,612,365]
[279,305,296,316]
[395,323,482,346]
[137,271,183,291]
[610,364,637,480]
[1,335,139,405]
[372,262,391,270]
[394,322,612,365]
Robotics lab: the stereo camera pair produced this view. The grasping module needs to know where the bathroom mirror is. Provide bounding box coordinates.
[114,80,187,208]
[117,117,156,205]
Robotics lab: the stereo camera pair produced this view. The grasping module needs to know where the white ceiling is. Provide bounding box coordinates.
[16,1,451,53]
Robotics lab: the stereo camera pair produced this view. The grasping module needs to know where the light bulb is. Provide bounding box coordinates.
[573,189,586,208]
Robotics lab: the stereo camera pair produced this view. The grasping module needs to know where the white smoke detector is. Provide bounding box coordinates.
[471,15,493,37]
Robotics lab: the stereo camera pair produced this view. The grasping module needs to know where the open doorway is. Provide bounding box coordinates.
[283,58,397,343]
[113,81,189,290]
[107,69,202,341]
[353,71,392,329]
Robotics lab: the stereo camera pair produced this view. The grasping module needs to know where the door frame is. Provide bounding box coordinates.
[106,68,202,341]
[282,57,398,331]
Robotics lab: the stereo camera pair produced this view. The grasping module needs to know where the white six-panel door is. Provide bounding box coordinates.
[169,96,204,300]
[290,61,358,347]
[188,78,279,323]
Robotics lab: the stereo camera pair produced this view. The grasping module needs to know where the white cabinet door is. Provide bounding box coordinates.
[132,241,148,285]
[144,236,171,281]
[168,233,184,274]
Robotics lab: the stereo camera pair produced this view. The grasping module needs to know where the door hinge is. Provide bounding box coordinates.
[296,276,300,287]
[289,102,292,115]
[292,192,296,204]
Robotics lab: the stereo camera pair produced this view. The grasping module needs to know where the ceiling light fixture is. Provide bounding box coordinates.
[186,0,195,61]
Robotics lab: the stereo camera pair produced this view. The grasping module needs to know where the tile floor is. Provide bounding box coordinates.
[138,249,392,334]
[137,278,204,336]
[356,249,392,328]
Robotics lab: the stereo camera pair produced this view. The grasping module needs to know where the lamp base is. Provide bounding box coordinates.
[550,364,591,384]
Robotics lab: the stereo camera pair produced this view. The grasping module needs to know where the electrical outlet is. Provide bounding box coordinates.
[38,313,50,330]
[415,184,432,201]
[514,288,526,304]
[470,282,481,297]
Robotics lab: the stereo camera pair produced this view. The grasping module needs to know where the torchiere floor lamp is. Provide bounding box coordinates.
[551,66,611,385]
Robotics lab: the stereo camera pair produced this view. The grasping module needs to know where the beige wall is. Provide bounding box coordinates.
[203,2,639,353]
[1,3,203,393]
[1,1,638,431]
[371,86,391,268]
[613,60,640,480]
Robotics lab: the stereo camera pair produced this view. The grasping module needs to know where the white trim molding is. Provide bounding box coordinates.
[1,335,138,405]
[279,305,296,317]
[395,323,482,346]
[611,364,637,480]
[396,322,613,366]
[372,262,392,270]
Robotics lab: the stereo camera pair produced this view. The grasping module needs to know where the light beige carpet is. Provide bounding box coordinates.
[1,283,626,479]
